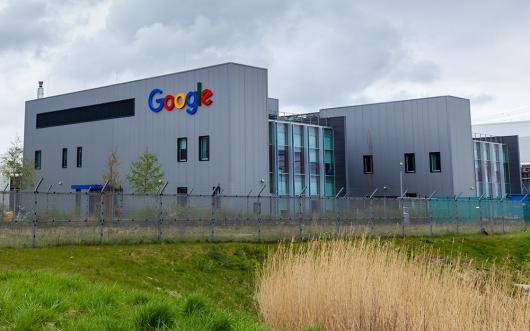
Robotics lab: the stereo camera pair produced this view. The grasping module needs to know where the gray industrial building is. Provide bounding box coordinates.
[319,96,477,198]
[23,63,520,198]
[24,63,334,197]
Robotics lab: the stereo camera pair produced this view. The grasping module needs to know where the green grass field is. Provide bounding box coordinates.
[0,231,529,330]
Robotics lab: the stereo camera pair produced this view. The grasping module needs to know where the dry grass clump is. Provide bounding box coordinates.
[255,238,529,330]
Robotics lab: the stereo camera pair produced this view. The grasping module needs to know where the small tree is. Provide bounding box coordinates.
[102,150,122,191]
[0,137,35,190]
[126,148,164,194]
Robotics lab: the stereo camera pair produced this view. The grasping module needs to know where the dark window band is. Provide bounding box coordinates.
[36,99,135,129]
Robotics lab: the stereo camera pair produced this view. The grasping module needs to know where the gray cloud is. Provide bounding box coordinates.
[0,0,53,51]
[1,0,530,154]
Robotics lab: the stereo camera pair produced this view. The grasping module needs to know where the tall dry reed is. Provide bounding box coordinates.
[255,238,529,330]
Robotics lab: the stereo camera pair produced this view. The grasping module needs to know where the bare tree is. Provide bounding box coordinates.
[102,150,121,191]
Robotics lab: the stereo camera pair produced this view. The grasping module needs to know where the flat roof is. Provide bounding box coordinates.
[27,62,267,103]
[320,95,469,112]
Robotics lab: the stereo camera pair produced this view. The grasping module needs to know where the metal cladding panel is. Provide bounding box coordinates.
[24,63,269,195]
[320,96,473,197]
[227,64,269,195]
[446,97,476,197]
[502,136,522,194]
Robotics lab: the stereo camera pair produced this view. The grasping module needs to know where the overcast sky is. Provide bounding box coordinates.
[1,0,530,153]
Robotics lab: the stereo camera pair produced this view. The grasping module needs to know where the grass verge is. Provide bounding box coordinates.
[0,271,266,330]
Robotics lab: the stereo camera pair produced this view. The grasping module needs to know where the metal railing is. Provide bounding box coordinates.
[0,191,527,248]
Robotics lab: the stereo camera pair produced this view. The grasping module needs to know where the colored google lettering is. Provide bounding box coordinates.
[148,82,213,115]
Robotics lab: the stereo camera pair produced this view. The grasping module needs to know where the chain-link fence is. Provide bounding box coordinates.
[0,191,527,248]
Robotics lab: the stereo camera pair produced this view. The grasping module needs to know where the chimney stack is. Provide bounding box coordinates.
[37,81,44,99]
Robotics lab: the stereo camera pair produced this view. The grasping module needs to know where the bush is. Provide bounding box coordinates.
[182,293,208,316]
[210,313,233,331]
[134,302,175,330]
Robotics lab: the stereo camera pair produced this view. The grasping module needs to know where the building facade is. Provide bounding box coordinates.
[24,63,334,197]
[25,63,271,195]
[24,63,520,199]
[319,96,476,198]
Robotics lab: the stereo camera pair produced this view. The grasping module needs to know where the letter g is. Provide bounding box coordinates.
[148,88,164,113]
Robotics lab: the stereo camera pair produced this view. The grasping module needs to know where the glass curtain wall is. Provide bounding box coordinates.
[473,141,507,198]
[293,125,305,195]
[308,127,320,196]
[277,123,289,195]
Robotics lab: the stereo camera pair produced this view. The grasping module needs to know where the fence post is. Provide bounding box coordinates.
[454,199,459,234]
[32,178,43,248]
[33,191,37,248]
[369,198,374,234]
[502,199,506,233]
[257,196,262,242]
[426,199,433,236]
[400,199,406,237]
[298,197,303,240]
[158,182,168,242]
[210,197,216,241]
[479,199,483,230]
[99,191,104,243]
[488,200,493,232]
[158,194,163,241]
[335,199,341,238]
[1,184,8,221]
[99,180,109,244]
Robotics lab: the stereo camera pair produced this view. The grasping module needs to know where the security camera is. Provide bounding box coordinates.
[260,179,265,184]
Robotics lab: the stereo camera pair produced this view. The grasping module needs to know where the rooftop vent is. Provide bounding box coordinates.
[37,81,44,99]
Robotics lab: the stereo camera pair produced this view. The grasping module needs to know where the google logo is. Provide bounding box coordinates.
[148,82,213,115]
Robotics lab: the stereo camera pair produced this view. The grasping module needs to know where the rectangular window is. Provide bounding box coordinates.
[199,136,209,161]
[363,155,373,174]
[62,148,68,168]
[36,99,135,129]
[404,153,415,173]
[325,176,334,197]
[294,175,304,195]
[310,176,320,196]
[177,138,187,162]
[34,150,41,170]
[278,174,289,195]
[177,187,188,207]
[177,187,188,194]
[76,147,82,168]
[429,152,441,172]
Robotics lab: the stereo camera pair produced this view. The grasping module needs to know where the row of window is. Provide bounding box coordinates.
[177,136,210,162]
[34,147,83,170]
[34,136,211,170]
[363,152,441,174]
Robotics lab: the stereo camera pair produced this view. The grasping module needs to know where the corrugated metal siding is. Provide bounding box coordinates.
[24,63,269,195]
[320,96,475,197]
